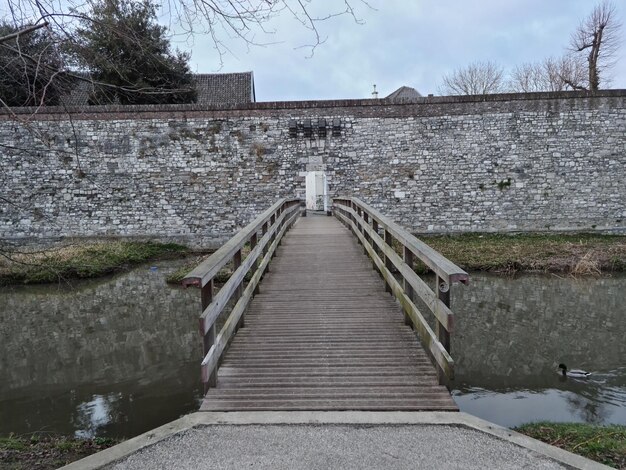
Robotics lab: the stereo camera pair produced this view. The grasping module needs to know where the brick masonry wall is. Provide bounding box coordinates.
[1,91,625,247]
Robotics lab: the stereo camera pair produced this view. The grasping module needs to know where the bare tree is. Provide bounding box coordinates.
[569,0,621,91]
[0,1,370,108]
[509,56,587,93]
[509,62,546,93]
[439,61,505,96]
[1,1,369,66]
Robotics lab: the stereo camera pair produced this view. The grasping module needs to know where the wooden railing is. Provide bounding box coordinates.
[333,197,469,383]
[182,198,302,389]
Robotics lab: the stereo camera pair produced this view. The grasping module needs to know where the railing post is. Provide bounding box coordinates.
[403,247,414,326]
[261,221,269,276]
[251,232,259,294]
[201,279,216,390]
[262,222,269,256]
[355,206,363,244]
[436,275,451,383]
[384,230,393,293]
[337,201,345,227]
[234,249,244,329]
[362,212,370,255]
[270,213,277,259]
[371,219,380,272]
[436,275,451,352]
[277,204,285,245]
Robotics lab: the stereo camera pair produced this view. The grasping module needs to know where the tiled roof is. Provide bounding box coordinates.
[58,72,255,107]
[386,86,422,100]
[58,76,93,107]
[194,72,255,105]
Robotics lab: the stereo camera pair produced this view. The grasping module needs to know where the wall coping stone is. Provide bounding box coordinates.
[1,89,625,122]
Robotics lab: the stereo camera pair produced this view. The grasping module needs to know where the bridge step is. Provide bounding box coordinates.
[201,216,457,412]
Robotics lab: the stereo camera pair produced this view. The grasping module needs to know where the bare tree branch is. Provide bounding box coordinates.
[439,61,505,96]
[569,0,621,91]
[0,20,48,43]
[509,55,587,92]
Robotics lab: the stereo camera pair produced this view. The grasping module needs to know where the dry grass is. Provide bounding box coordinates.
[0,241,188,285]
[571,251,602,276]
[412,233,626,275]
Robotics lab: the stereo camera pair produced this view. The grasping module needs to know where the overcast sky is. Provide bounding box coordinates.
[169,0,626,102]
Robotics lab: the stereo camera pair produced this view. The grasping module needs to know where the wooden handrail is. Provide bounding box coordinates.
[183,198,300,288]
[335,197,469,285]
[332,197,468,383]
[183,198,302,389]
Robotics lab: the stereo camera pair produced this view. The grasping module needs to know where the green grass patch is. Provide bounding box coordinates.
[515,422,626,468]
[0,433,120,469]
[0,436,28,451]
[0,241,189,285]
[414,232,626,274]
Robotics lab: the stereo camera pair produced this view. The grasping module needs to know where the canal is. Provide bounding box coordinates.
[0,263,624,438]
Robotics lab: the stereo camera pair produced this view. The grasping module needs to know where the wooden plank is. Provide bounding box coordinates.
[341,204,454,332]
[334,210,454,380]
[200,215,457,412]
[198,206,297,336]
[201,402,458,412]
[200,207,300,383]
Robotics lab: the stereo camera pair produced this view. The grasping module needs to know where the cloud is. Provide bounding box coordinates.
[170,0,626,100]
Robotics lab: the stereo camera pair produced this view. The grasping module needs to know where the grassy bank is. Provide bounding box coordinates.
[0,241,188,285]
[515,422,626,468]
[0,434,119,469]
[169,233,626,284]
[3,233,623,286]
[417,232,626,274]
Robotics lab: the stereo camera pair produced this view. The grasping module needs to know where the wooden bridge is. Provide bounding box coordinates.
[183,198,468,411]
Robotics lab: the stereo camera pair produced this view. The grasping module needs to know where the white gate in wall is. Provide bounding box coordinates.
[305,171,328,211]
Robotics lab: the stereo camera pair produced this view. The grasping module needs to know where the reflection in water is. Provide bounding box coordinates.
[0,261,202,438]
[451,273,626,427]
[1,267,624,436]
[74,394,121,438]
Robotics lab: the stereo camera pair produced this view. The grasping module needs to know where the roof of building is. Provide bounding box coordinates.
[58,71,255,107]
[386,86,422,101]
[194,72,255,106]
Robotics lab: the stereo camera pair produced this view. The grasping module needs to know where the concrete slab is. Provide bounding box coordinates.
[61,412,611,470]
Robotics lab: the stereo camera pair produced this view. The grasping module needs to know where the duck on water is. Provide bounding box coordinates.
[558,363,591,378]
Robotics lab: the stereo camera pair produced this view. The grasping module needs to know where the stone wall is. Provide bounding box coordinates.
[1,90,625,247]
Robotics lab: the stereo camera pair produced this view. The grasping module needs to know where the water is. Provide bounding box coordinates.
[451,273,626,428]
[0,267,624,438]
[0,260,203,439]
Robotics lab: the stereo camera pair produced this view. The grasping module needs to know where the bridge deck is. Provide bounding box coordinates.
[201,215,458,411]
